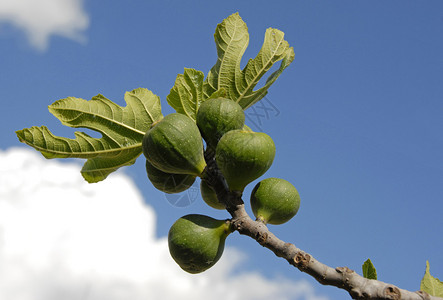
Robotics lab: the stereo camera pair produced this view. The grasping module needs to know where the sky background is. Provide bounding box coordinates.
[1,1,442,300]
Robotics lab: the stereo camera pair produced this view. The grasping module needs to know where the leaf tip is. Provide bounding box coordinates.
[229,12,241,19]
[81,170,106,183]
[421,260,443,297]
[362,258,377,280]
[15,129,25,142]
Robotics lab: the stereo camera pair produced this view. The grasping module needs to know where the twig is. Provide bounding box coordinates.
[201,149,443,300]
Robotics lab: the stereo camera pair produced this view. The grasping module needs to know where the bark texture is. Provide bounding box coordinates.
[202,150,442,300]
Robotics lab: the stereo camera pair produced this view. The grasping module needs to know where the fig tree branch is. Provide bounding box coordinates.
[202,151,443,300]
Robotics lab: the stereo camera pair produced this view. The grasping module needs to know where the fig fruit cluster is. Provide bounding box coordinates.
[142,97,301,274]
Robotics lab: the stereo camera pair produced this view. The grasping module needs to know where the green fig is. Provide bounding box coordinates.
[145,159,196,194]
[142,113,206,176]
[196,97,245,148]
[215,130,276,192]
[200,180,224,210]
[168,214,232,274]
[250,178,300,225]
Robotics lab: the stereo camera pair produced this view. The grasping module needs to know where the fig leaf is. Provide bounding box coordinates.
[362,259,377,280]
[204,12,294,110]
[167,68,205,121]
[16,88,163,183]
[421,261,443,297]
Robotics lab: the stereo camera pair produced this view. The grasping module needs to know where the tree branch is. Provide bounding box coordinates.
[201,150,443,300]
[230,204,440,300]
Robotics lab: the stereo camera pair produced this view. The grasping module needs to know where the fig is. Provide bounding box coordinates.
[200,180,224,210]
[196,97,245,148]
[250,178,300,225]
[215,130,276,192]
[145,159,196,194]
[168,214,232,274]
[142,113,206,176]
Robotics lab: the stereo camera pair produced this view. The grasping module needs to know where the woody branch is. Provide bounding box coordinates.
[202,150,442,300]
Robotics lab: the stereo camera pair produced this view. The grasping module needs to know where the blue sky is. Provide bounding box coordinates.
[1,1,442,299]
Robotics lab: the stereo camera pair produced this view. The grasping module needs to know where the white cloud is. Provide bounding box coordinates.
[0,147,328,300]
[0,0,88,50]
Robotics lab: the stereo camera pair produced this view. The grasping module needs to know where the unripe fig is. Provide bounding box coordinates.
[200,180,224,210]
[145,159,196,194]
[196,97,245,148]
[142,113,206,176]
[168,214,232,274]
[215,130,276,192]
[250,178,300,225]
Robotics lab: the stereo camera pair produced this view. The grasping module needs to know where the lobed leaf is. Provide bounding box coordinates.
[362,259,377,280]
[206,87,227,100]
[16,88,163,183]
[167,68,205,121]
[203,13,294,110]
[421,261,443,297]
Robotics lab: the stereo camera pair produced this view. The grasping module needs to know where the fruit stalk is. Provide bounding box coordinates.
[202,146,243,212]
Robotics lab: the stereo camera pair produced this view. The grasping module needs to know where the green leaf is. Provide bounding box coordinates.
[203,12,294,110]
[362,259,377,280]
[206,88,227,100]
[421,261,443,297]
[167,68,205,121]
[16,88,163,183]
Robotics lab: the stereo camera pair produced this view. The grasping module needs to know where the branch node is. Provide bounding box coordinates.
[232,215,249,231]
[256,231,268,245]
[335,267,354,287]
[293,252,311,269]
[349,288,363,299]
[416,290,431,300]
[236,221,243,231]
[383,285,401,300]
[284,242,293,249]
[336,266,354,274]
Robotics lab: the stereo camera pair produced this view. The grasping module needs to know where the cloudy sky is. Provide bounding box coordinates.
[0,147,327,300]
[1,1,442,300]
